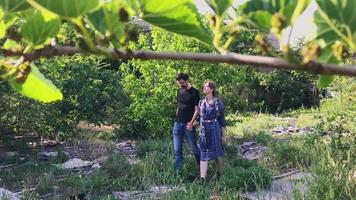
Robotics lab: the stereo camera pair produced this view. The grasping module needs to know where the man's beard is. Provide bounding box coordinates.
[181,85,187,89]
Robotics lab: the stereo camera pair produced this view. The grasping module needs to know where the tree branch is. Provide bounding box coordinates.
[1,45,356,77]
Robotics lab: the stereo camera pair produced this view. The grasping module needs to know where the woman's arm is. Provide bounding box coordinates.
[217,99,226,143]
[217,100,226,128]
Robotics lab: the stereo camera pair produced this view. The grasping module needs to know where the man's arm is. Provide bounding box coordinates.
[187,106,199,130]
[187,89,200,130]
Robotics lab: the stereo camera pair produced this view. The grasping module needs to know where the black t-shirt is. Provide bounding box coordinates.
[176,87,200,123]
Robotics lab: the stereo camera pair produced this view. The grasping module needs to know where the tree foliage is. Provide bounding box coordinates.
[0,0,354,102]
[0,55,126,138]
[117,27,318,138]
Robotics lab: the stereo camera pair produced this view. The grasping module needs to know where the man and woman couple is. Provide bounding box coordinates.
[173,73,226,182]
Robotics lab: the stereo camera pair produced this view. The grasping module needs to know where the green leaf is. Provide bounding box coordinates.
[3,39,23,51]
[318,74,334,88]
[250,10,272,29]
[0,0,30,13]
[242,0,300,24]
[0,21,5,38]
[0,7,17,39]
[316,0,356,33]
[10,64,63,102]
[0,8,5,38]
[28,0,100,18]
[20,11,60,45]
[313,11,342,88]
[205,0,234,16]
[315,0,356,51]
[122,0,141,14]
[88,3,125,39]
[140,0,212,45]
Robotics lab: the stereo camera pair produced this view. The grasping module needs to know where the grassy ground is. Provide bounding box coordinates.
[1,107,355,199]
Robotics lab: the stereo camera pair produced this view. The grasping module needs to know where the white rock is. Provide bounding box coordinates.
[0,187,20,200]
[56,158,93,169]
[37,151,58,160]
[92,163,101,169]
[242,172,311,200]
[5,152,18,157]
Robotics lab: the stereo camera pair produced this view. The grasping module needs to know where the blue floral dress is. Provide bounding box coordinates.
[199,98,226,161]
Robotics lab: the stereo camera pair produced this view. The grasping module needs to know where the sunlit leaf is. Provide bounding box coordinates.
[10,64,63,102]
[3,39,23,51]
[140,0,212,45]
[28,0,100,18]
[205,0,234,16]
[0,8,5,38]
[20,11,60,45]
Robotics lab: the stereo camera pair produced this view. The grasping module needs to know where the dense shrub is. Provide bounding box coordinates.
[315,78,356,149]
[0,55,127,138]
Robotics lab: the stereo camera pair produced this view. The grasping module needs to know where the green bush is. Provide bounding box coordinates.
[315,78,356,149]
[254,70,319,113]
[0,55,127,138]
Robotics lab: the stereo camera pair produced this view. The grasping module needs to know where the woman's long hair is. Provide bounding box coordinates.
[205,80,218,97]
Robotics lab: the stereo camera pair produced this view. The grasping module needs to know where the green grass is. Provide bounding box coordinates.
[227,113,288,138]
[1,97,355,199]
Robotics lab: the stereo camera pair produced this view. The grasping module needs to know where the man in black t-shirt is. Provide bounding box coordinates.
[173,73,200,176]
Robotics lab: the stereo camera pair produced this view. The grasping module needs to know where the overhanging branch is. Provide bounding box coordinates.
[1,45,356,77]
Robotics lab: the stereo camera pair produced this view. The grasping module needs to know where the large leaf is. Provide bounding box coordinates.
[140,0,212,45]
[205,0,234,16]
[242,0,300,28]
[88,2,125,38]
[313,12,340,88]
[10,64,63,102]
[0,0,30,13]
[20,11,60,45]
[318,74,334,88]
[28,0,100,18]
[316,0,356,33]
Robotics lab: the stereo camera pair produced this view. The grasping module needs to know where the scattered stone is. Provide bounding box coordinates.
[238,141,268,161]
[113,185,182,200]
[300,127,315,134]
[242,172,311,200]
[92,163,101,169]
[272,126,314,135]
[37,151,58,160]
[5,152,18,157]
[40,139,62,148]
[0,164,18,170]
[56,158,93,170]
[127,158,140,165]
[0,187,21,200]
[115,141,136,157]
[93,156,108,164]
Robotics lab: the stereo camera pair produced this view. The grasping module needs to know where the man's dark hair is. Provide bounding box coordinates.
[176,73,189,81]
